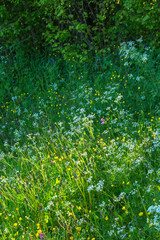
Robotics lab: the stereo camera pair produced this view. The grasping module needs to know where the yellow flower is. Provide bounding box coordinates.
[76,227,81,231]
[37,229,42,234]
[122,137,125,142]
[122,206,126,210]
[147,212,151,215]
[127,182,130,185]
[14,223,18,227]
[19,217,22,221]
[153,198,156,201]
[53,228,55,231]
[139,212,143,216]
[105,216,109,221]
[70,237,74,240]
[91,238,95,240]
[0,213,2,216]
[14,231,18,236]
[56,178,60,184]
[69,212,72,216]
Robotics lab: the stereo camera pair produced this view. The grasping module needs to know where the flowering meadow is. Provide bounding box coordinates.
[0,38,160,239]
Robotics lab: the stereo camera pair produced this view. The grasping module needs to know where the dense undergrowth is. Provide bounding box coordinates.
[0,38,160,239]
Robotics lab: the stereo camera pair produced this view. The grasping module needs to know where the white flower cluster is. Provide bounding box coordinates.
[119,37,150,65]
[147,205,160,230]
[147,205,160,214]
[87,180,104,192]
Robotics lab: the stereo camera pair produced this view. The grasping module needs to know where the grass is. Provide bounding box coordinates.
[0,38,160,240]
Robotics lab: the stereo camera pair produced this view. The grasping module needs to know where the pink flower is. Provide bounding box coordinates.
[100,118,104,122]
[102,122,104,124]
[39,232,44,239]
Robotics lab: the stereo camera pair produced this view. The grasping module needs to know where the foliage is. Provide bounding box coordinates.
[0,0,159,63]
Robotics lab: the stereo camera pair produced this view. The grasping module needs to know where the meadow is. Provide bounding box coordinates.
[0,38,160,239]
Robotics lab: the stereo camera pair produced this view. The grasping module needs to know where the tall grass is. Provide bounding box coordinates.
[0,38,160,239]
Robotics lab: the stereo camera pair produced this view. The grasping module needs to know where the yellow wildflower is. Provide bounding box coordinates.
[139,212,143,216]
[76,227,81,231]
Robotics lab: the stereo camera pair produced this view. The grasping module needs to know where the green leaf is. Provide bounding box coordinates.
[142,15,150,24]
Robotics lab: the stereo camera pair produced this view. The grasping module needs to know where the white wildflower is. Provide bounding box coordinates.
[87,185,94,192]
